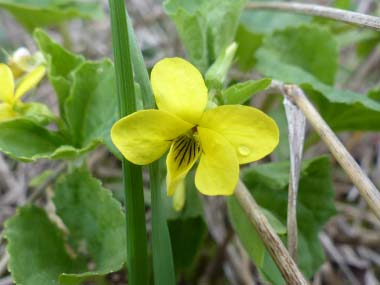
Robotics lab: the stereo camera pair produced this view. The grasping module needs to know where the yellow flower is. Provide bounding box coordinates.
[0,63,46,121]
[111,58,279,196]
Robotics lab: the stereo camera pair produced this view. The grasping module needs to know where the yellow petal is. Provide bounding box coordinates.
[14,65,46,100]
[111,109,193,165]
[195,127,239,196]
[0,64,15,103]
[151,57,208,124]
[166,131,201,196]
[9,63,24,79]
[0,103,16,121]
[200,105,279,164]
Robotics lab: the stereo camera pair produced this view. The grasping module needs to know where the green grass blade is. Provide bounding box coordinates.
[108,1,148,285]
[127,15,155,109]
[127,14,176,285]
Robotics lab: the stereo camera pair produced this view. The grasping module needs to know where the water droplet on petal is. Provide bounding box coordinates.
[238,145,251,156]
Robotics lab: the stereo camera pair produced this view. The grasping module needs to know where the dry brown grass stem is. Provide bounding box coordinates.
[273,83,380,220]
[246,2,380,30]
[235,181,308,284]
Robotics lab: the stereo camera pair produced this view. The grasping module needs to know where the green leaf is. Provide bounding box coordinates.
[34,29,84,117]
[53,169,126,284]
[0,0,102,32]
[240,156,336,280]
[234,25,263,71]
[255,24,380,131]
[306,87,380,131]
[168,216,207,271]
[17,102,56,125]
[0,31,116,161]
[222,78,271,104]
[240,5,311,35]
[333,0,351,9]
[35,30,118,149]
[257,24,338,85]
[4,206,84,285]
[64,59,117,147]
[235,3,311,71]
[4,171,126,285]
[164,0,246,72]
[0,118,64,161]
[261,208,287,235]
[368,89,380,101]
[49,141,100,160]
[0,117,101,161]
[165,5,208,72]
[259,253,284,285]
[269,104,290,161]
[356,32,380,58]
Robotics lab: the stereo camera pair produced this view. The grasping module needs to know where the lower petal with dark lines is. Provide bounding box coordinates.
[166,132,201,196]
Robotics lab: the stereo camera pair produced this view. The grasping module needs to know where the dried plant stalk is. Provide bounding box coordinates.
[235,180,308,285]
[282,84,380,220]
[284,98,306,261]
[246,2,380,30]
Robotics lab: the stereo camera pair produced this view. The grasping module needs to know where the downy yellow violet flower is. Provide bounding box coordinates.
[0,63,46,122]
[111,58,279,196]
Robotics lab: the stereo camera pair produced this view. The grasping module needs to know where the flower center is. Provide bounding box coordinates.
[172,130,201,169]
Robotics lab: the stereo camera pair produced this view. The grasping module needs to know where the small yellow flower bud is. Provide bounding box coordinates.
[172,179,186,212]
[7,47,45,79]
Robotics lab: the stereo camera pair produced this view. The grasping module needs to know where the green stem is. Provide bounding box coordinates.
[108,1,148,285]
[126,14,176,285]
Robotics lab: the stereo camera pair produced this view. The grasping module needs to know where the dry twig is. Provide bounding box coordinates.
[246,2,380,30]
[0,275,12,285]
[284,98,306,261]
[346,46,380,92]
[319,232,360,285]
[0,252,8,276]
[278,84,380,221]
[235,180,308,284]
